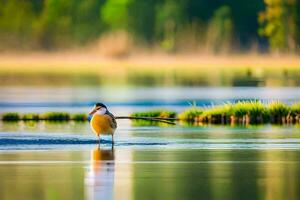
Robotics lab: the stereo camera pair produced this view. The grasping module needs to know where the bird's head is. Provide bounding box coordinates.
[89,103,107,116]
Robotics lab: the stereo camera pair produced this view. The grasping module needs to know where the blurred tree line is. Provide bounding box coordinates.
[0,0,299,53]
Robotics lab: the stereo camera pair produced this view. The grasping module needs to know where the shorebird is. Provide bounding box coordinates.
[88,102,177,146]
[89,103,117,146]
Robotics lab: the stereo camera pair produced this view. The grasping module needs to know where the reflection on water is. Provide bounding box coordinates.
[1,67,300,87]
[0,148,299,200]
[0,151,85,200]
[85,147,115,200]
[131,149,300,200]
[0,123,300,200]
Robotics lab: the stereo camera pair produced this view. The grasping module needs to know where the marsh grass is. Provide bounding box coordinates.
[230,101,269,124]
[131,120,173,127]
[2,113,20,121]
[289,103,300,123]
[42,112,70,121]
[1,112,81,121]
[131,101,300,125]
[2,101,300,125]
[200,104,232,124]
[178,108,203,121]
[268,101,290,123]
[131,110,177,119]
[71,113,88,121]
[22,113,40,120]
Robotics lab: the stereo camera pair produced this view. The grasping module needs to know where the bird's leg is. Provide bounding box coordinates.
[111,134,114,146]
[98,136,101,148]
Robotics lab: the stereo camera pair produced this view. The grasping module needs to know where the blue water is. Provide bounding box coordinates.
[1,123,299,150]
[1,86,300,200]
[0,86,299,114]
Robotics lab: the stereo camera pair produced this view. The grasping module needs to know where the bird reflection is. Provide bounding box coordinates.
[85,147,115,200]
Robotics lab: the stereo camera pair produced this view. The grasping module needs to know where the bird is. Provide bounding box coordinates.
[88,103,117,146]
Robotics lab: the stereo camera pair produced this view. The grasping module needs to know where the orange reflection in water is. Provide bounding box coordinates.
[85,147,115,200]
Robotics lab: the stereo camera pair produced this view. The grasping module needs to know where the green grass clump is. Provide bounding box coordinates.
[201,104,232,123]
[131,110,177,118]
[178,107,203,121]
[231,102,249,118]
[246,101,268,123]
[131,120,172,127]
[2,113,20,121]
[71,113,88,121]
[230,101,268,124]
[42,112,70,121]
[22,113,40,120]
[268,101,289,123]
[290,103,300,116]
[288,103,300,123]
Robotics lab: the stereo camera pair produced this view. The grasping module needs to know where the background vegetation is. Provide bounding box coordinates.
[1,0,300,53]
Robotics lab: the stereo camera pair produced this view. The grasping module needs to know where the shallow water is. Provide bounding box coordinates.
[0,85,300,200]
[1,121,300,200]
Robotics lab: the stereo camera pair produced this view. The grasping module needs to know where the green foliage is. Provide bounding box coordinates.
[231,102,248,117]
[290,102,300,116]
[246,101,268,123]
[131,120,171,127]
[258,0,297,52]
[22,113,40,120]
[127,0,156,41]
[267,101,290,123]
[71,113,88,121]
[101,0,130,30]
[202,104,232,117]
[156,0,186,51]
[206,6,233,53]
[131,110,177,118]
[268,101,289,116]
[2,0,298,52]
[1,112,88,121]
[42,112,70,121]
[178,107,202,121]
[201,104,232,124]
[2,113,20,121]
[0,0,36,49]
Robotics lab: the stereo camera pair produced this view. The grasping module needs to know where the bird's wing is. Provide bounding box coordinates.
[105,113,117,129]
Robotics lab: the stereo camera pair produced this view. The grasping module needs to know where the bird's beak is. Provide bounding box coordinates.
[89,106,100,115]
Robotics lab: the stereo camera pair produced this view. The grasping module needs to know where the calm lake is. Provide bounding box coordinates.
[0,86,300,200]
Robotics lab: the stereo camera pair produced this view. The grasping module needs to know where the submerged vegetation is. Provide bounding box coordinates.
[1,101,300,125]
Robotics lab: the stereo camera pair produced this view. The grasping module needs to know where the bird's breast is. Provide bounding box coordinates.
[90,114,114,136]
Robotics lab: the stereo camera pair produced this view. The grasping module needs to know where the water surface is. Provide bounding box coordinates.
[0,121,300,200]
[0,85,300,200]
